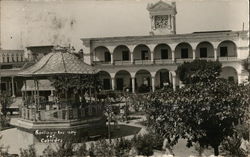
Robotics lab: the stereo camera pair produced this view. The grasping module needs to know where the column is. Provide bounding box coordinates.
[111,77,115,90]
[172,72,176,91]
[131,77,135,93]
[214,49,218,60]
[131,52,134,64]
[111,53,114,64]
[151,77,155,92]
[151,51,154,63]
[172,51,175,62]
[11,76,15,97]
[193,49,196,60]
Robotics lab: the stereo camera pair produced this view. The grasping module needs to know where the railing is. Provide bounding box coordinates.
[93,61,112,65]
[154,59,173,64]
[134,59,152,65]
[175,58,193,63]
[114,60,132,65]
[198,57,215,61]
[0,51,25,63]
[218,56,238,61]
[20,103,104,121]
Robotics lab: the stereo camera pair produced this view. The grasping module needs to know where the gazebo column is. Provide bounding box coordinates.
[11,76,15,97]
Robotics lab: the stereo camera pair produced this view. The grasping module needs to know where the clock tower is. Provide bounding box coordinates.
[147,1,177,35]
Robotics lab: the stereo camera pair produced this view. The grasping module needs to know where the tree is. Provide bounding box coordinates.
[0,92,13,117]
[146,60,250,156]
[176,59,221,84]
[49,74,101,102]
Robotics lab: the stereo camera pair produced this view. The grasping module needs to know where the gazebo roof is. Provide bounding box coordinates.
[19,50,96,76]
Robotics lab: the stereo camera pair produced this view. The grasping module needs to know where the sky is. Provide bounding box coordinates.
[0,0,249,50]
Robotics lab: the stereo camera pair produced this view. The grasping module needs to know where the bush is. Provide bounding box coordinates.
[131,134,156,156]
[20,145,37,157]
[114,137,132,157]
[220,135,249,157]
[91,139,115,157]
[138,84,151,93]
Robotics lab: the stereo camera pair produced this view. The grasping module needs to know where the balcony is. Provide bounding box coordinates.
[114,60,132,65]
[198,57,215,61]
[93,61,112,65]
[218,56,238,62]
[154,59,173,64]
[175,58,194,63]
[134,59,152,65]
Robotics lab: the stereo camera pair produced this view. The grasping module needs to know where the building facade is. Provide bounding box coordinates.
[81,1,249,93]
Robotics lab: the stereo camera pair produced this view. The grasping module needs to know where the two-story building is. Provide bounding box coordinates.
[81,1,249,93]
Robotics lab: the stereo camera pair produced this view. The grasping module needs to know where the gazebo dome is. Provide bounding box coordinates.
[19,49,96,76]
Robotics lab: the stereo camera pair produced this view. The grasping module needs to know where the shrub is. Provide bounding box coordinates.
[20,145,37,157]
[114,137,132,157]
[131,134,154,156]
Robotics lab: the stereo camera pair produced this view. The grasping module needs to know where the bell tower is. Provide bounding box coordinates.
[147,1,177,35]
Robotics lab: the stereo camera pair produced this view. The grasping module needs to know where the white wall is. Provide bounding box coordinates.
[195,42,214,58]
[94,47,109,61]
[113,46,130,61]
[219,67,238,82]
[154,44,172,59]
[217,41,237,57]
[175,43,193,59]
[133,45,150,60]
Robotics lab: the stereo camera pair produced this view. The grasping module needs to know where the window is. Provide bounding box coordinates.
[220,47,228,57]
[181,48,188,58]
[141,50,149,60]
[122,51,129,61]
[161,49,168,59]
[104,51,111,62]
[200,48,207,58]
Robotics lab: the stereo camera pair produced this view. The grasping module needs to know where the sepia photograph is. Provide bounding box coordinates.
[0,0,249,156]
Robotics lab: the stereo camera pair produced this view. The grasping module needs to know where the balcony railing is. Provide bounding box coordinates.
[93,61,112,65]
[114,60,132,65]
[154,59,173,64]
[175,58,193,63]
[134,59,152,65]
[198,57,215,61]
[218,56,238,61]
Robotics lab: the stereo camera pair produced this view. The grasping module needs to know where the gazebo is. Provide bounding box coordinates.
[10,46,106,144]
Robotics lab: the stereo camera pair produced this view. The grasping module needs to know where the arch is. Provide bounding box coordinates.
[220,66,238,83]
[98,71,112,90]
[94,46,111,62]
[135,69,152,93]
[174,42,193,59]
[217,40,237,57]
[155,69,170,88]
[133,44,151,60]
[114,70,132,91]
[154,44,172,60]
[195,41,214,59]
[113,45,130,62]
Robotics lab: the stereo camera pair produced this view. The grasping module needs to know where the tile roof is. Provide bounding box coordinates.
[19,51,96,76]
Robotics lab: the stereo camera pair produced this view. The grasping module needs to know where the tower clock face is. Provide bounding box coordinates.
[155,15,171,29]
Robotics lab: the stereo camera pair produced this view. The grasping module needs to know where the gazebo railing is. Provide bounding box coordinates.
[20,102,104,121]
